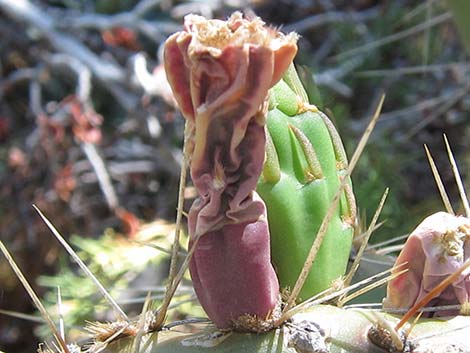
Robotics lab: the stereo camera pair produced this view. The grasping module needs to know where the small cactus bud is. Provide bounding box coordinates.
[258,67,356,301]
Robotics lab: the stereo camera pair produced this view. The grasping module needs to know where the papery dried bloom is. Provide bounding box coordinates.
[384,212,470,316]
[164,12,297,329]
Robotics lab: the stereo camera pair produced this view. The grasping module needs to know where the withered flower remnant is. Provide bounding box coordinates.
[164,12,297,329]
[384,212,470,316]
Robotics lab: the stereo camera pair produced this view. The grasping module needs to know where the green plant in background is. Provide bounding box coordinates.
[36,221,204,341]
[258,64,356,301]
[448,0,470,54]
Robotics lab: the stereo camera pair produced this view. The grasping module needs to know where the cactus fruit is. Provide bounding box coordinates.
[384,211,470,316]
[257,65,356,301]
[164,12,297,329]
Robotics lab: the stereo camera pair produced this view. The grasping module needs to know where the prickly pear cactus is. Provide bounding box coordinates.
[257,65,356,301]
[106,304,470,353]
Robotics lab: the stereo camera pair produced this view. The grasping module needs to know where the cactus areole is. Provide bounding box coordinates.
[164,12,298,329]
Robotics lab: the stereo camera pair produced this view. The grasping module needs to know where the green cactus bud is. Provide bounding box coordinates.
[262,130,281,184]
[282,62,310,104]
[271,79,299,117]
[257,65,356,301]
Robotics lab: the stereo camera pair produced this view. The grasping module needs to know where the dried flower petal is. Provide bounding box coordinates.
[164,12,297,329]
[384,212,470,316]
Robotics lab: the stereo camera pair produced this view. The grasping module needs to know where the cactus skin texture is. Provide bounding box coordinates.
[257,66,356,301]
[384,211,470,316]
[164,13,297,329]
[108,304,470,353]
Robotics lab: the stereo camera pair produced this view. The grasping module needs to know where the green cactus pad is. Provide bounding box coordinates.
[106,305,470,353]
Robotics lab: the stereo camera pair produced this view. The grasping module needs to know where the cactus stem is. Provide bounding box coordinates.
[342,182,357,225]
[282,63,309,104]
[279,98,383,319]
[280,96,384,321]
[279,188,343,320]
[318,111,348,170]
[262,128,281,184]
[297,100,319,114]
[288,124,323,181]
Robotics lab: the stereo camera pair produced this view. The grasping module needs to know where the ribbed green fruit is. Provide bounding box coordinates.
[257,65,356,301]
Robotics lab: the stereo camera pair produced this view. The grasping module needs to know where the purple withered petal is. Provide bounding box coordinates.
[164,34,193,120]
[188,194,279,328]
[384,212,470,316]
[164,12,297,329]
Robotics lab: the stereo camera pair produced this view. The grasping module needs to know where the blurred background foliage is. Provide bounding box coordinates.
[0,0,469,352]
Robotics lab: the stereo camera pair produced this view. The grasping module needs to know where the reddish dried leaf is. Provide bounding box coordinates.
[102,27,140,51]
[53,164,76,202]
[115,207,141,238]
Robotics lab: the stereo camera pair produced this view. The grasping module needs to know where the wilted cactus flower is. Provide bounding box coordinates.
[384,212,470,316]
[164,12,298,329]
